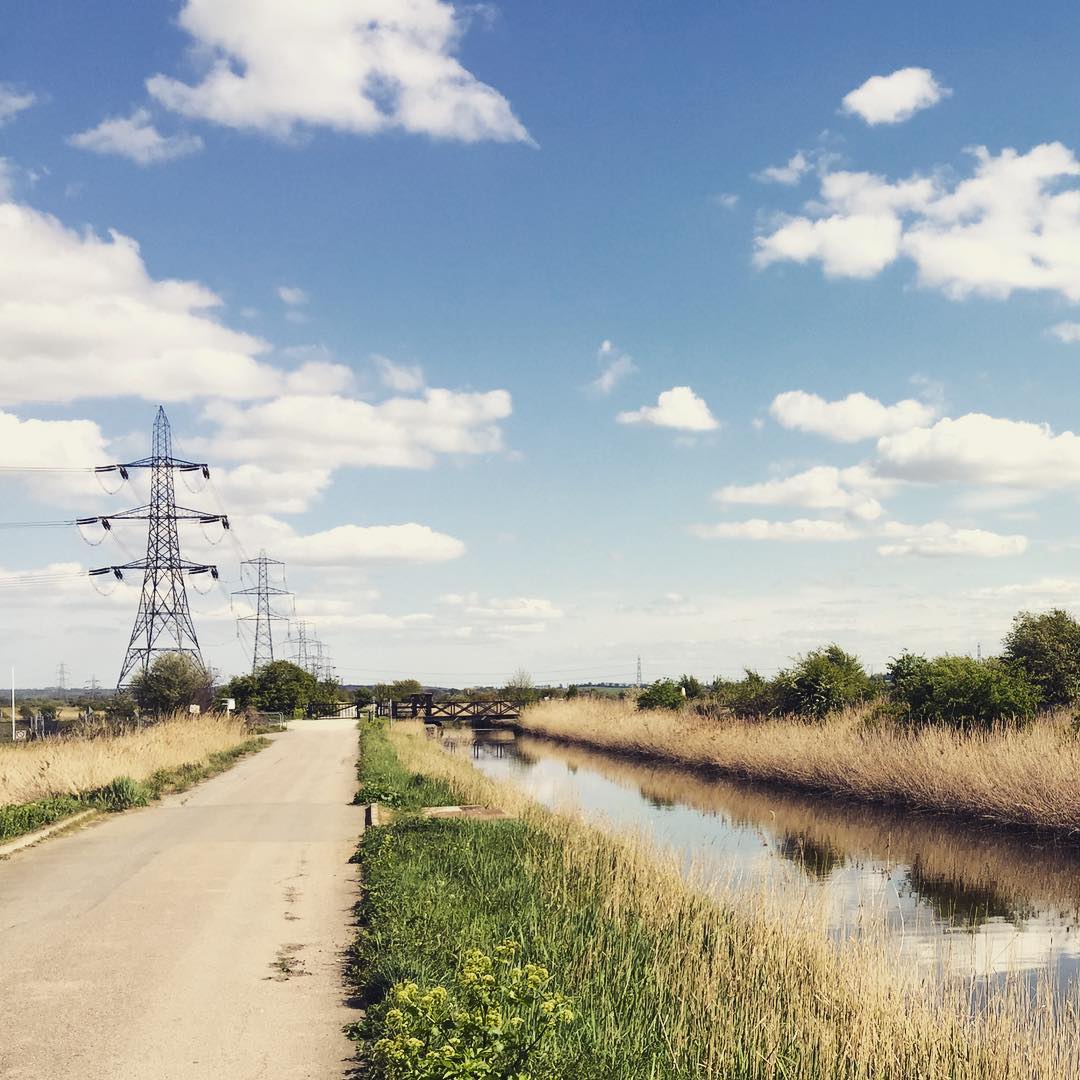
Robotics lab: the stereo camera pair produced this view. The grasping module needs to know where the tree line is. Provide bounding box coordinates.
[637,609,1080,728]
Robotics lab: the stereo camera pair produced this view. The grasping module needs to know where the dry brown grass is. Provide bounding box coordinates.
[0,714,251,805]
[518,698,1080,838]
[512,734,1080,915]
[387,722,1080,1078]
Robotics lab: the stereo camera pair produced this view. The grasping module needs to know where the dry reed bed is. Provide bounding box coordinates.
[388,723,1080,1079]
[514,734,1080,915]
[0,715,251,805]
[519,699,1080,838]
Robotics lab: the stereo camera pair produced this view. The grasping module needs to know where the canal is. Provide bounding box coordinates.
[443,727,1080,997]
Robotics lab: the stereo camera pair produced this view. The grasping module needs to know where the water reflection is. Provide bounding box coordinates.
[450,728,1080,997]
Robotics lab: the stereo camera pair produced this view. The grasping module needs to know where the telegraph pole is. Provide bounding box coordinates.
[233,552,292,672]
[89,407,227,686]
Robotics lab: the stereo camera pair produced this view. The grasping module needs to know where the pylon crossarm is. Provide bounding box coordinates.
[106,456,210,476]
[96,506,228,527]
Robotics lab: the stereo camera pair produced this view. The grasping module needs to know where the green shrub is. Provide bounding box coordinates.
[1002,609,1080,708]
[713,669,781,718]
[91,776,151,811]
[774,646,871,720]
[888,653,1039,729]
[367,940,574,1079]
[0,796,83,843]
[636,679,684,711]
[677,675,704,700]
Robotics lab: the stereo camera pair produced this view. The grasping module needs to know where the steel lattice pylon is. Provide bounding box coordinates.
[233,551,292,672]
[91,407,228,687]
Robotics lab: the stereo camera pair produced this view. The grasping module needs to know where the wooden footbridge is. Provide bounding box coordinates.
[376,693,519,724]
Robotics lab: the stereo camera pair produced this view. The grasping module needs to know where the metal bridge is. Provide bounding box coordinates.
[376,693,520,723]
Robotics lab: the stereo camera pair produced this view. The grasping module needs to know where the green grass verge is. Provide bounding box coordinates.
[351,724,700,1078]
[354,720,456,809]
[0,737,268,844]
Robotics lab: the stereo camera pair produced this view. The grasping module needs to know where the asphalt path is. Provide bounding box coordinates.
[0,717,363,1080]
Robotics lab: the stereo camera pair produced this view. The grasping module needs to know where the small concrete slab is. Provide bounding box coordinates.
[364,803,512,827]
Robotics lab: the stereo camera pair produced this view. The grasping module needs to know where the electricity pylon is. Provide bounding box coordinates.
[289,620,323,678]
[233,552,292,671]
[90,406,228,686]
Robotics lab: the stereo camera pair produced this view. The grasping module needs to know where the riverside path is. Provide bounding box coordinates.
[0,717,362,1080]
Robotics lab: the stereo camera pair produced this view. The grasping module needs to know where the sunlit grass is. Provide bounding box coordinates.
[0,713,253,806]
[364,723,1080,1078]
[519,698,1080,837]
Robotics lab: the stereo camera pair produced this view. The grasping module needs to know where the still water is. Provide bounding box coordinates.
[444,728,1080,996]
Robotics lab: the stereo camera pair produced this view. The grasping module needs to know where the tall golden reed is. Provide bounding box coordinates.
[0,714,251,805]
[519,698,1080,837]
[387,722,1080,1079]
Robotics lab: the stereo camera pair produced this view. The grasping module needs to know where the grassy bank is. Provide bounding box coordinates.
[352,721,1080,1079]
[519,698,1080,838]
[0,717,267,843]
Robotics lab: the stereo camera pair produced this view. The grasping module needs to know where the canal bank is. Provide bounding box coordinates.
[517,698,1080,840]
[352,720,1080,1079]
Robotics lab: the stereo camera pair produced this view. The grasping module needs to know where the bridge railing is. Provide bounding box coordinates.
[375,694,519,722]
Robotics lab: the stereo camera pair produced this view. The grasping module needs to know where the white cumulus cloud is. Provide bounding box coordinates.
[757,142,1080,303]
[0,200,283,404]
[618,386,719,432]
[756,151,812,186]
[0,410,112,499]
[877,521,1027,558]
[841,67,950,125]
[691,518,858,542]
[770,390,938,442]
[875,413,1080,489]
[0,84,35,125]
[147,0,531,144]
[203,386,512,470]
[440,593,563,620]
[277,285,307,307]
[1049,322,1080,344]
[276,522,465,566]
[714,465,890,521]
[68,109,203,165]
[590,340,636,395]
[375,355,425,393]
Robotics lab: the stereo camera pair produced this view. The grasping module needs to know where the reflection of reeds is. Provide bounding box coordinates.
[512,735,1080,919]
[0,715,251,805]
[390,722,1080,1078]
[520,699,1080,840]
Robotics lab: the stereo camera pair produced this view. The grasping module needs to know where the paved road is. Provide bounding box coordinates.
[0,718,363,1080]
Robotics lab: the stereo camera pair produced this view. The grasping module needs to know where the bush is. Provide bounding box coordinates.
[1002,609,1080,708]
[636,679,684,711]
[678,675,704,700]
[774,646,871,720]
[888,652,1039,729]
[713,670,781,718]
[91,776,151,811]
[219,660,340,717]
[129,653,212,716]
[366,940,573,1080]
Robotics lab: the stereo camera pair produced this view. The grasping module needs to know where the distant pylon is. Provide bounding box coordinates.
[636,655,643,689]
[91,407,228,686]
[233,551,292,672]
[56,662,68,697]
[290,620,320,678]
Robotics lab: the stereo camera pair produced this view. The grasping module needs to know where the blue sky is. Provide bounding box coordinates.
[3,1,1080,687]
